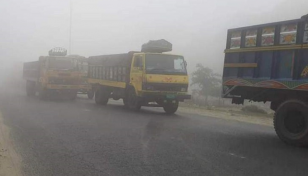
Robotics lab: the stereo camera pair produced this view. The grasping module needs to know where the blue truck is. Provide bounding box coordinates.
[222,14,308,146]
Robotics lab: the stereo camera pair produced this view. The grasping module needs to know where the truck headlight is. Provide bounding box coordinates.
[146,85,154,90]
[143,84,154,90]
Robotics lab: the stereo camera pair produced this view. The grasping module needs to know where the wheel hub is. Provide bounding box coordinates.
[284,111,306,134]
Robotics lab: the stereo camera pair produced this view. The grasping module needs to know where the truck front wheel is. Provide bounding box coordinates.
[26,81,36,96]
[127,88,141,111]
[163,101,179,114]
[274,99,308,146]
[123,98,128,108]
[87,91,94,99]
[95,86,109,105]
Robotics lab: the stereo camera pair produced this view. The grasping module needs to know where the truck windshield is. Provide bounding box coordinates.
[48,58,74,70]
[145,54,187,75]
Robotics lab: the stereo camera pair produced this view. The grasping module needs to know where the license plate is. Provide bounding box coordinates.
[166,94,176,99]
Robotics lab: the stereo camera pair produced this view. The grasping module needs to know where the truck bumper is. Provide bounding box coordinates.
[46,84,90,90]
[140,91,191,101]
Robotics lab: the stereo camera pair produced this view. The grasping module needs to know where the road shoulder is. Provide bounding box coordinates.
[178,105,273,126]
[0,112,23,176]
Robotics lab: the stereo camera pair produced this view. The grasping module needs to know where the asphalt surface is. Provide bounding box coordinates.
[1,86,308,176]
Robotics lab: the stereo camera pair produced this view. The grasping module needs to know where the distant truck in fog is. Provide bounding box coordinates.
[67,55,94,99]
[23,48,91,100]
[222,14,308,146]
[88,39,191,114]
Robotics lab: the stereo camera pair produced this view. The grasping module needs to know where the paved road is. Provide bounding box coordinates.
[1,87,308,176]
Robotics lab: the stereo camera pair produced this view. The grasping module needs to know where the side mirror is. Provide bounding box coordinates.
[184,61,187,67]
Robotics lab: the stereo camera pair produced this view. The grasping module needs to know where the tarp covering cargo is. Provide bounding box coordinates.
[141,39,172,53]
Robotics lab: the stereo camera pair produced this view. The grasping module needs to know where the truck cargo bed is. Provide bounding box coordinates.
[23,61,39,81]
[88,52,137,84]
[222,15,308,101]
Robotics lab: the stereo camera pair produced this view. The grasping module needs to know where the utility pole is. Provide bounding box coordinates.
[69,0,72,55]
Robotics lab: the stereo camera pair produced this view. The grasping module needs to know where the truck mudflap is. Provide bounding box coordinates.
[46,84,90,90]
[140,91,191,101]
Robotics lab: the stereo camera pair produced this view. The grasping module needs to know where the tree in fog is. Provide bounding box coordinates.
[191,63,221,105]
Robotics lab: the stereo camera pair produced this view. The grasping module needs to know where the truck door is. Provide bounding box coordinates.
[130,54,144,92]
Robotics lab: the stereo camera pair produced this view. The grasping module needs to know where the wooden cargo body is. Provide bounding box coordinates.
[223,15,308,102]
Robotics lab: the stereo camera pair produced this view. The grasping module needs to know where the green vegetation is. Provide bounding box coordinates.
[191,64,221,105]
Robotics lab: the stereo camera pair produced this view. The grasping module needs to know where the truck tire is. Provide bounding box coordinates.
[87,91,94,99]
[127,88,141,111]
[163,101,179,114]
[274,99,308,146]
[26,81,36,96]
[95,86,109,105]
[123,98,128,108]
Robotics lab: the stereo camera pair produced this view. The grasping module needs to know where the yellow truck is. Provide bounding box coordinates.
[88,40,191,114]
[23,48,90,100]
[68,55,94,99]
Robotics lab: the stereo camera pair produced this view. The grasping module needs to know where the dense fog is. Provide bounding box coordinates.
[0,0,307,86]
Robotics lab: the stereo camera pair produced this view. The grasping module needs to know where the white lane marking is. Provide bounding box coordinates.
[229,152,246,159]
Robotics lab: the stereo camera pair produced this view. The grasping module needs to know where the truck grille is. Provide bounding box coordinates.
[143,83,188,92]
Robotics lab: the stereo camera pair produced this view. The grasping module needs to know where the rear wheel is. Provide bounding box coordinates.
[26,81,36,96]
[127,88,141,111]
[87,90,94,99]
[274,99,308,146]
[95,86,109,105]
[163,101,179,114]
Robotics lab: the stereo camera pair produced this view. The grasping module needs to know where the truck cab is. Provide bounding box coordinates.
[24,48,89,100]
[130,52,190,104]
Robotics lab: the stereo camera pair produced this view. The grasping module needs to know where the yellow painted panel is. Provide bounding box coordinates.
[225,45,301,53]
[46,84,89,90]
[145,74,189,84]
[47,70,83,78]
[303,44,308,49]
[88,78,126,88]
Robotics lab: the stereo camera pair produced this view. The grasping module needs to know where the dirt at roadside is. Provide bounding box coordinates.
[178,104,273,127]
[0,112,23,176]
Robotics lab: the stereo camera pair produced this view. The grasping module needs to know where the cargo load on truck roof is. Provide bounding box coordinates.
[141,39,172,53]
[49,47,67,57]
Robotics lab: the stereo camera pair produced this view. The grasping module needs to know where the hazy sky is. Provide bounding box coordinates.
[0,0,307,75]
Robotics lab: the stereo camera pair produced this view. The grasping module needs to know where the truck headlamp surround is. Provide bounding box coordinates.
[181,87,187,92]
